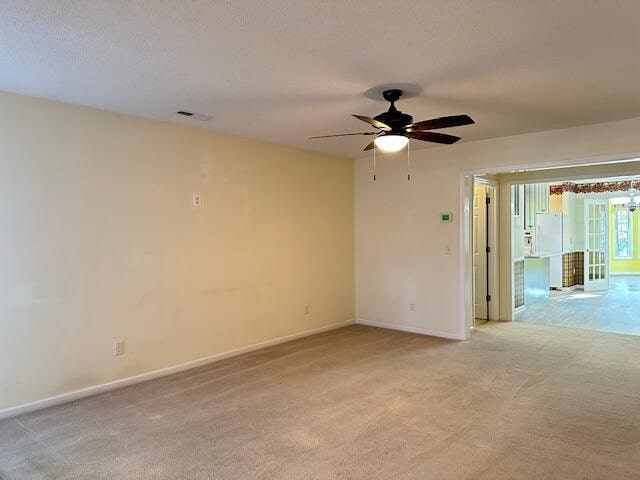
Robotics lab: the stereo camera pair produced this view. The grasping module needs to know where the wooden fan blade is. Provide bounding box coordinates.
[363,141,376,151]
[353,114,391,131]
[406,131,461,144]
[405,114,474,132]
[309,132,378,139]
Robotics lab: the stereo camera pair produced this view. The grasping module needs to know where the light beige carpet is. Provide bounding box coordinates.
[1,322,639,479]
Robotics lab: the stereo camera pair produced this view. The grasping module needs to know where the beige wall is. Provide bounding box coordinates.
[355,116,640,337]
[0,92,354,411]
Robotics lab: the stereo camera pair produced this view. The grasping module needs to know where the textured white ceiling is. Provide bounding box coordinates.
[2,0,640,158]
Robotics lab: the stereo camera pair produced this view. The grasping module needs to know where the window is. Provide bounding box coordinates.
[523,183,549,228]
[614,209,632,259]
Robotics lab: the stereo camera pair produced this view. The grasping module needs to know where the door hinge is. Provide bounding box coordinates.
[486,196,491,205]
[485,246,491,253]
[486,295,491,302]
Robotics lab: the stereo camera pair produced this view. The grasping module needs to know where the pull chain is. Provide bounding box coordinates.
[373,144,377,182]
[407,139,411,181]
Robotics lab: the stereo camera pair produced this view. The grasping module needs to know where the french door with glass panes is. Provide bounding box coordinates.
[584,199,609,291]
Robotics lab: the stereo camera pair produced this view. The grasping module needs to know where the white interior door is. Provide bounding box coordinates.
[584,199,609,292]
[473,183,487,320]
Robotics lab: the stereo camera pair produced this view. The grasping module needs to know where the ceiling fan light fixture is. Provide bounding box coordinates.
[374,134,408,152]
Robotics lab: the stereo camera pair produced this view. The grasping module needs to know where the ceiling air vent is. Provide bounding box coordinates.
[176,110,212,121]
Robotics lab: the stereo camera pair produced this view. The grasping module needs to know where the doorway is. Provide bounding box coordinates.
[473,178,497,325]
[510,175,640,335]
[461,159,640,339]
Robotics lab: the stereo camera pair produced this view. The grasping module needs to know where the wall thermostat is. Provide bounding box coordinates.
[440,213,453,223]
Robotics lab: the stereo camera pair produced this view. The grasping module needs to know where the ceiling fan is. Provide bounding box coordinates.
[310,89,474,152]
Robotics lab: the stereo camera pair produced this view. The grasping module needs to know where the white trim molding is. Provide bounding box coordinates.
[355,318,465,340]
[0,319,354,420]
[560,284,583,291]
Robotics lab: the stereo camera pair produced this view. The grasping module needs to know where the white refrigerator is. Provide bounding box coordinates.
[536,212,563,289]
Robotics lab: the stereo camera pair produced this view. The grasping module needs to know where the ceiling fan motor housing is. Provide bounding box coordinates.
[374,89,413,134]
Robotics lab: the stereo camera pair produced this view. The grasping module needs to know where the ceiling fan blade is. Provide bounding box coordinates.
[353,114,391,131]
[406,131,461,144]
[309,132,378,139]
[363,141,376,151]
[405,114,474,132]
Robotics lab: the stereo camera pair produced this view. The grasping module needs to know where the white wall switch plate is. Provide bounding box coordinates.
[114,340,125,356]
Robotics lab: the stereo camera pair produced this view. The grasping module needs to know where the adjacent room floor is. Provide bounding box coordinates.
[2,322,640,480]
[515,275,640,335]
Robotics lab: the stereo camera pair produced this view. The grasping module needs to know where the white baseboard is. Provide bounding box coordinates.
[611,272,640,276]
[355,318,465,340]
[0,319,354,420]
[560,285,583,291]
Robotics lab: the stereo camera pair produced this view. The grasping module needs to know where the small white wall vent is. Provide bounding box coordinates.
[176,110,212,121]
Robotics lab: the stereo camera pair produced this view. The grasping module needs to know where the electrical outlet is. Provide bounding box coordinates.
[304,304,310,315]
[192,193,202,207]
[114,340,125,356]
[409,302,416,312]
[444,245,452,255]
